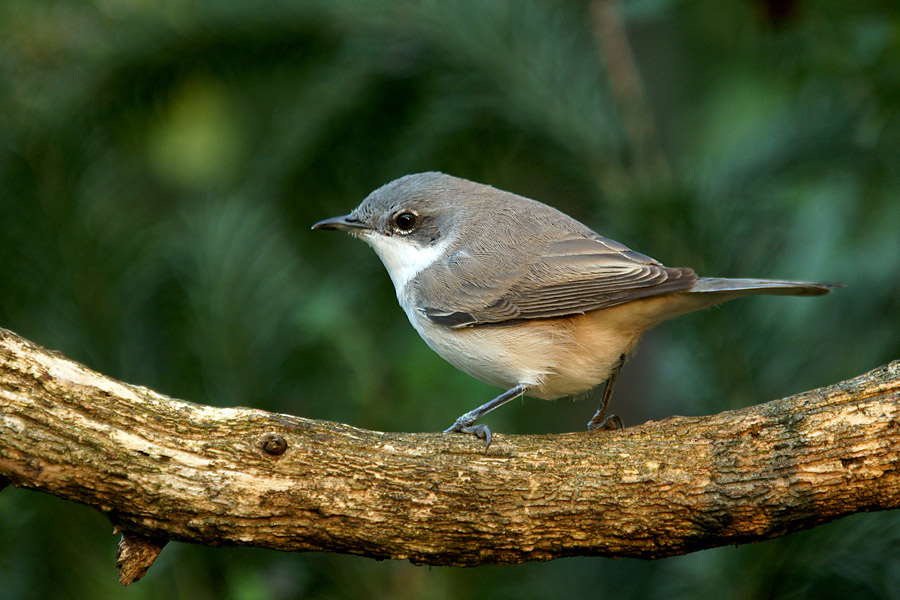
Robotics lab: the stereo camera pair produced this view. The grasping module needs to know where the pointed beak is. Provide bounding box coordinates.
[311,214,371,233]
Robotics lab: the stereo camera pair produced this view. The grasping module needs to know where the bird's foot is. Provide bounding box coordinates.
[444,420,493,450]
[587,414,623,432]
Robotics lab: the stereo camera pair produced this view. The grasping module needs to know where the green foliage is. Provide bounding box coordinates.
[1,0,898,598]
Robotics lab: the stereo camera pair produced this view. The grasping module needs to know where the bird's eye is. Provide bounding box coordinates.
[393,211,418,233]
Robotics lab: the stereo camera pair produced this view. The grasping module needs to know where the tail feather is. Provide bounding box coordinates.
[690,278,841,297]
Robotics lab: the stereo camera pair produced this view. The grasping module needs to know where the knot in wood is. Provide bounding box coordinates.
[259,433,288,456]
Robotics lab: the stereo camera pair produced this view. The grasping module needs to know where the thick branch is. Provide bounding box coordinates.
[0,328,898,574]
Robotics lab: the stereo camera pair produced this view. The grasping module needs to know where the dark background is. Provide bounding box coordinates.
[1,0,899,598]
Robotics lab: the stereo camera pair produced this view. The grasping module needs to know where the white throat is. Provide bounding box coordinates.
[362,232,453,296]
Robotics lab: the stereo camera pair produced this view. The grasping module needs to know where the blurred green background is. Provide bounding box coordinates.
[1,0,899,598]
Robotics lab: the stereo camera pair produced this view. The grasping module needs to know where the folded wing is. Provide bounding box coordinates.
[418,235,697,328]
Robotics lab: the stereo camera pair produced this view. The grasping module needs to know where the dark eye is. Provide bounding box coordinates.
[393,211,418,233]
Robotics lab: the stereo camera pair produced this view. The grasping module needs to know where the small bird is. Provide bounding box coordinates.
[313,172,836,448]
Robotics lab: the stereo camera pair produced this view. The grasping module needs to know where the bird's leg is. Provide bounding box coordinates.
[587,354,625,431]
[444,384,529,450]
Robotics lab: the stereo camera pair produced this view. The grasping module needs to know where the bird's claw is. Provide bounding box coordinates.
[587,414,623,432]
[445,420,493,450]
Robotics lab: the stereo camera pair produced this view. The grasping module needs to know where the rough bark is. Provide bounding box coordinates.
[0,327,898,584]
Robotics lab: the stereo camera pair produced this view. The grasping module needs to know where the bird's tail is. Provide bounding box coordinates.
[689,278,840,298]
[597,277,839,332]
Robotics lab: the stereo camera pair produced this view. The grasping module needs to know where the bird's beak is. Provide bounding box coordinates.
[311,214,371,233]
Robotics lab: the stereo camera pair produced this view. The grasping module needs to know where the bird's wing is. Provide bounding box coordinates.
[416,235,697,328]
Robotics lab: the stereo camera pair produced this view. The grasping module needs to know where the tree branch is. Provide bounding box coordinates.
[0,327,898,584]
[591,0,670,177]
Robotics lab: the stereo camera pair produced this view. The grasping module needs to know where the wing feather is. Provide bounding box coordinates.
[416,234,697,328]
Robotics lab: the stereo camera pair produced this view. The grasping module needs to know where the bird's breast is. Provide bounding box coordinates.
[398,295,645,400]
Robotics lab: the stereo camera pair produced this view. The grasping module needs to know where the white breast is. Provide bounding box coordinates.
[361,232,454,297]
[400,304,550,391]
[397,297,643,400]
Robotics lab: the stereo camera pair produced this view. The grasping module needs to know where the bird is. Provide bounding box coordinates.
[313,172,837,448]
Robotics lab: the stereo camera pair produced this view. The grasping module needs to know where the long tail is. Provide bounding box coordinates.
[619,277,840,329]
[689,278,840,298]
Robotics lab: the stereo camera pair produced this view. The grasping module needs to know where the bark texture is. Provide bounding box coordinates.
[0,327,898,580]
